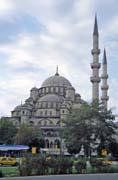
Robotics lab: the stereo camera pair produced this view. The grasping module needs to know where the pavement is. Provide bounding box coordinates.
[1,174,118,180]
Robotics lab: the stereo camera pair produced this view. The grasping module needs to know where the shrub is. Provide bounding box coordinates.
[0,170,3,178]
[74,160,86,173]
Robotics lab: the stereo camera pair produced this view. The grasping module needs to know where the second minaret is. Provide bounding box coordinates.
[91,16,101,101]
[101,49,109,109]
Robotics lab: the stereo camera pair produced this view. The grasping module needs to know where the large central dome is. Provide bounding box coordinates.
[41,72,72,88]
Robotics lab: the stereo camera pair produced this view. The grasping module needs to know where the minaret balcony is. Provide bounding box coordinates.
[101,74,108,79]
[90,76,101,83]
[101,96,109,101]
[91,63,101,69]
[101,85,109,90]
[91,49,100,55]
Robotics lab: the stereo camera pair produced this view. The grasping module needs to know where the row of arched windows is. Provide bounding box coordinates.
[36,102,61,109]
[35,109,60,117]
[45,139,60,148]
[39,87,64,95]
[29,120,60,127]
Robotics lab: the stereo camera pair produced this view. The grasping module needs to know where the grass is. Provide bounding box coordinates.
[0,167,20,177]
[0,164,118,177]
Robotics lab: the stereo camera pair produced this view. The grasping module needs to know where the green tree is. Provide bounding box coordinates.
[109,142,118,157]
[14,123,45,150]
[0,117,17,144]
[62,101,117,156]
[62,103,94,155]
[91,102,117,155]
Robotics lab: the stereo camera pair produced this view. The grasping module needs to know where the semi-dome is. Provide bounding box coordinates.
[41,71,72,88]
[39,94,63,103]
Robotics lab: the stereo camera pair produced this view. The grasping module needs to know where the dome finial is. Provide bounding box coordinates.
[55,65,59,76]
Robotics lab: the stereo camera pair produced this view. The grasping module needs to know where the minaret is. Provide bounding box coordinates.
[91,15,101,101]
[101,48,109,109]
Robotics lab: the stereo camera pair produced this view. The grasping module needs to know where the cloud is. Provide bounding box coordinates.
[73,0,94,18]
[0,0,118,116]
[0,0,12,14]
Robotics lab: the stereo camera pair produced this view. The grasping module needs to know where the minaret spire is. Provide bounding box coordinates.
[101,48,109,109]
[90,15,101,102]
[55,65,59,76]
[93,15,98,35]
[103,48,107,64]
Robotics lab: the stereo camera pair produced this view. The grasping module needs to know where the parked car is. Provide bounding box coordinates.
[0,157,17,166]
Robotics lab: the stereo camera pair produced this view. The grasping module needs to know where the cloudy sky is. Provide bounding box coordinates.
[0,0,118,117]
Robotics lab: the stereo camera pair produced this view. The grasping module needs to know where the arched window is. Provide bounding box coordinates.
[29,121,34,126]
[53,87,56,92]
[42,102,46,108]
[44,120,47,126]
[42,88,45,93]
[45,110,47,116]
[54,139,60,148]
[49,111,52,116]
[46,87,48,93]
[40,111,43,116]
[16,112,19,116]
[51,87,53,92]
[56,87,58,93]
[50,141,54,148]
[45,139,49,148]
[53,102,56,108]
[60,87,63,92]
[39,103,41,108]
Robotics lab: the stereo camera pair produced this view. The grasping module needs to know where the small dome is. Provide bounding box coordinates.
[31,87,38,91]
[39,94,63,103]
[75,93,81,97]
[13,105,22,111]
[21,104,32,110]
[41,74,72,88]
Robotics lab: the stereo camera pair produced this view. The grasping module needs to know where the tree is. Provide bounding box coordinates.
[91,102,117,155]
[14,123,45,150]
[0,117,17,144]
[62,101,117,156]
[109,142,118,157]
[62,103,94,155]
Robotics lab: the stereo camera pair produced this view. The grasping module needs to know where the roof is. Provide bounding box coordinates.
[13,105,22,111]
[41,74,72,88]
[39,94,63,103]
[31,87,38,91]
[0,145,29,151]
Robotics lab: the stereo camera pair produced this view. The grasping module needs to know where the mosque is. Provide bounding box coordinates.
[9,16,109,153]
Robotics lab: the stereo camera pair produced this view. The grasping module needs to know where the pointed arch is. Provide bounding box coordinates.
[50,141,54,148]
[45,139,49,148]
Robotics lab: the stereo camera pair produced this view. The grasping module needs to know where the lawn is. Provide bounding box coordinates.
[0,167,20,177]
